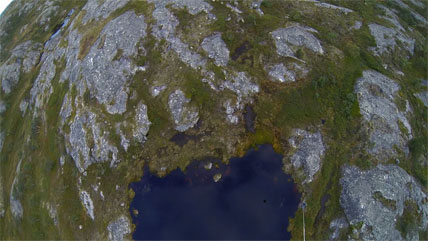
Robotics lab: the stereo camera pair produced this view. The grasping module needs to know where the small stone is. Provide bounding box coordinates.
[204,162,213,170]
[213,173,222,182]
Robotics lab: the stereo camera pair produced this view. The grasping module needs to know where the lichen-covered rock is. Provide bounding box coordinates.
[224,99,239,124]
[415,91,428,107]
[151,85,167,97]
[287,129,325,183]
[202,32,230,67]
[149,0,208,69]
[43,202,59,226]
[221,72,259,124]
[251,0,264,16]
[223,72,259,97]
[271,26,324,58]
[80,190,95,220]
[0,41,42,94]
[351,21,362,30]
[83,11,147,114]
[168,90,199,132]
[170,0,213,15]
[329,217,348,240]
[355,70,412,160]
[314,1,353,14]
[81,0,130,24]
[267,63,296,83]
[390,0,427,25]
[19,100,28,116]
[340,164,428,241]
[133,102,151,143]
[368,23,414,56]
[107,215,131,241]
[10,159,23,220]
[65,109,119,173]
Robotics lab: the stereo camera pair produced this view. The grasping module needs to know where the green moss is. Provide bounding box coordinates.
[396,200,422,239]
[183,70,216,112]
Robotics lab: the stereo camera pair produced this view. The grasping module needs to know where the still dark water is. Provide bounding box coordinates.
[129,144,301,240]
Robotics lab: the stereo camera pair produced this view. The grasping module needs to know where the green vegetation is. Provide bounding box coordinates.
[396,200,426,240]
[0,0,427,239]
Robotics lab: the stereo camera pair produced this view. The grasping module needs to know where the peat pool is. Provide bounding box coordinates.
[129,144,301,240]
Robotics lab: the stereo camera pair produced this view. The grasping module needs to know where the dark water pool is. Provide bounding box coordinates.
[129,144,301,240]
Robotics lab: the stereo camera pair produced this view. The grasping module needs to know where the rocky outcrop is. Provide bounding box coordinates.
[83,11,147,114]
[107,215,131,241]
[66,109,119,173]
[222,72,259,124]
[314,1,353,14]
[329,217,348,240]
[368,17,414,56]
[149,0,210,69]
[168,90,199,132]
[287,129,325,183]
[80,190,95,220]
[202,32,230,67]
[82,0,130,24]
[10,159,23,220]
[133,102,151,143]
[266,63,308,83]
[0,41,42,94]
[271,26,324,58]
[355,70,412,160]
[340,164,428,241]
[267,63,296,83]
[151,85,167,97]
[415,91,428,107]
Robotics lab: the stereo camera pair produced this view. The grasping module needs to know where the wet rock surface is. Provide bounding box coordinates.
[355,70,412,160]
[243,105,256,133]
[340,164,428,241]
